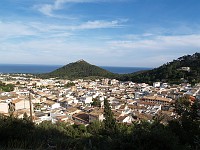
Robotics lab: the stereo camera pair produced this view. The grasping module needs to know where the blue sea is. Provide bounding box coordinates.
[0,64,151,74]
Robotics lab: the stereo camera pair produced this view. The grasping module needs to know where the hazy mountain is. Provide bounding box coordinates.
[43,59,115,79]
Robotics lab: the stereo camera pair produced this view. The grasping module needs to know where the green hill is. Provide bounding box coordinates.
[42,59,116,79]
[40,53,200,84]
[118,52,200,84]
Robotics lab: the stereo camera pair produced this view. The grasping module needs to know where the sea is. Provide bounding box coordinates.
[0,64,152,74]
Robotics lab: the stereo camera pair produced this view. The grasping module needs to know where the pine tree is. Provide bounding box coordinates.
[103,98,117,134]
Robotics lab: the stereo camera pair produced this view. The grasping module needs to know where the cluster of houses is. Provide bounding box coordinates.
[0,73,200,125]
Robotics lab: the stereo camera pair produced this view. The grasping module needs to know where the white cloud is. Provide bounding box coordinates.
[1,32,199,67]
[0,22,36,40]
[35,0,128,17]
[1,19,199,67]
[108,34,200,50]
[69,20,122,30]
[36,0,66,17]
[105,34,200,67]
[0,37,110,65]
[1,20,199,67]
[0,20,122,41]
[38,4,54,16]
[35,0,74,18]
[31,20,123,31]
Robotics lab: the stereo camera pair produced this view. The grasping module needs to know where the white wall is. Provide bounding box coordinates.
[51,103,60,109]
[15,100,30,110]
[0,103,9,113]
[153,82,161,88]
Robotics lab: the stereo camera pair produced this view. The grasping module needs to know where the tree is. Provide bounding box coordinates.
[91,97,101,107]
[175,96,191,118]
[0,82,14,92]
[168,96,200,149]
[87,120,104,135]
[64,82,75,88]
[103,99,117,134]
[23,112,30,122]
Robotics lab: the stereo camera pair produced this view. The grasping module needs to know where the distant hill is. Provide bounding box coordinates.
[40,53,200,84]
[118,53,200,84]
[42,59,116,79]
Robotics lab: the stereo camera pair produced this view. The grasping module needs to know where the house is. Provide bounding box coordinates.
[119,105,132,116]
[141,96,172,106]
[80,96,93,104]
[117,115,134,124]
[16,91,29,96]
[111,102,121,109]
[161,83,168,88]
[128,104,146,113]
[178,67,190,72]
[82,106,93,113]
[89,108,104,122]
[153,82,161,88]
[112,110,122,119]
[43,100,60,109]
[55,115,69,122]
[37,115,52,123]
[60,98,73,108]
[72,113,89,125]
[134,92,142,99]
[137,113,153,121]
[11,99,30,111]
[65,107,81,119]
[0,102,9,113]
[138,101,157,107]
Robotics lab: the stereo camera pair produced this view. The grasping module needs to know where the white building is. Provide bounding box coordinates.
[153,82,161,88]
[0,102,9,113]
[117,115,134,124]
[80,96,93,104]
[11,99,30,111]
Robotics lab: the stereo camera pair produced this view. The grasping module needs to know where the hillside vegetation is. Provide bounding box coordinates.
[40,53,200,84]
[41,60,116,79]
[118,53,200,84]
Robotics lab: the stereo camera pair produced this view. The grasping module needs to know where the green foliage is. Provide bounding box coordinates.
[38,53,200,84]
[91,97,101,107]
[168,97,200,149]
[64,82,75,88]
[130,121,180,150]
[103,98,117,134]
[0,96,200,149]
[118,52,200,84]
[175,96,192,117]
[0,81,14,92]
[87,120,104,135]
[40,60,116,79]
[0,115,35,148]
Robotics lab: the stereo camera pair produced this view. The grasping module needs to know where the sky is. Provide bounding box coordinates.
[0,0,200,67]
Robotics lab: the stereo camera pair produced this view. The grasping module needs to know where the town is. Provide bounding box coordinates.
[0,73,200,125]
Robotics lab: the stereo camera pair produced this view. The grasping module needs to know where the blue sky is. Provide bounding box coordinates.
[0,0,200,67]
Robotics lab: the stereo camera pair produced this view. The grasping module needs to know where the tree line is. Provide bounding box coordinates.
[117,53,200,84]
[0,97,199,149]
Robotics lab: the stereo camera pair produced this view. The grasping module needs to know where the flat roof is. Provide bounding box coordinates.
[142,96,172,102]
